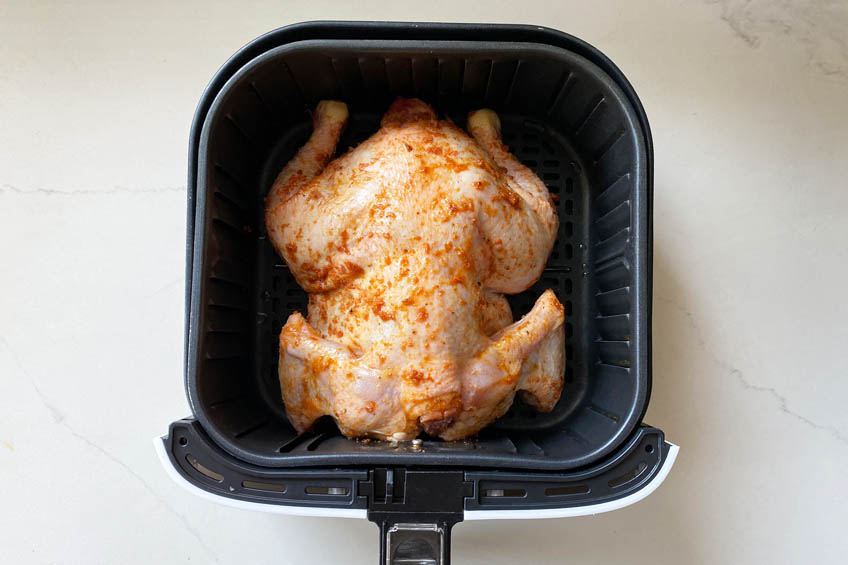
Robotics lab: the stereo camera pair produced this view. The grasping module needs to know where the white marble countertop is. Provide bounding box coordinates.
[2,1,847,563]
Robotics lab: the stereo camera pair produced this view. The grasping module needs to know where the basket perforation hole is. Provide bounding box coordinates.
[565,244,573,259]
[608,461,648,488]
[565,322,573,338]
[565,366,574,383]
[564,301,573,315]
[243,480,287,493]
[564,278,573,294]
[565,221,573,237]
[482,488,526,498]
[305,486,349,496]
[185,454,224,482]
[545,485,589,496]
[565,177,574,194]
[543,171,560,181]
[565,200,574,215]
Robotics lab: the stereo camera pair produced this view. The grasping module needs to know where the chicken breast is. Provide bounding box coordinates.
[265,97,565,440]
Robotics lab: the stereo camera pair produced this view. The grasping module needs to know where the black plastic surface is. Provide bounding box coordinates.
[165,419,668,511]
[166,420,668,563]
[184,23,652,470]
[165,419,368,510]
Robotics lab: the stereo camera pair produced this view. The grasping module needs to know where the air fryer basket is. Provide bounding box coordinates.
[188,39,650,470]
[160,22,673,565]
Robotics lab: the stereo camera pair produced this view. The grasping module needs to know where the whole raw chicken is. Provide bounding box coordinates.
[265,97,565,441]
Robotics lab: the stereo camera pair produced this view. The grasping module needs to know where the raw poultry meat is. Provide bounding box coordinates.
[265,98,565,440]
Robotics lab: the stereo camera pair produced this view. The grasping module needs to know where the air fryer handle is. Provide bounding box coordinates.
[363,469,470,565]
[378,519,453,565]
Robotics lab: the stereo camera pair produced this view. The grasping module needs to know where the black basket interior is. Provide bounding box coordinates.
[188,40,649,470]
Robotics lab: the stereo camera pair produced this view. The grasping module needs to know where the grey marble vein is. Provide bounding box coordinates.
[0,183,186,196]
[656,296,848,447]
[1,338,220,563]
[707,0,848,79]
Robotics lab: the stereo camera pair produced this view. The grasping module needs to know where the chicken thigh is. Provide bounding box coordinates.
[265,98,565,441]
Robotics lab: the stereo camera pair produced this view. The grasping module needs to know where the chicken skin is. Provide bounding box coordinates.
[265,98,565,440]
